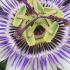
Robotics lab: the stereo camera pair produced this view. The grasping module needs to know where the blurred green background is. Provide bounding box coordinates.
[0,60,61,70]
[0,60,7,70]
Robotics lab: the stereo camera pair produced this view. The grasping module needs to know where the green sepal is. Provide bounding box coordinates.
[44,22,59,42]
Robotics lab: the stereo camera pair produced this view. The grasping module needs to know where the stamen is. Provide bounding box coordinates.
[13,14,70,38]
[15,17,39,36]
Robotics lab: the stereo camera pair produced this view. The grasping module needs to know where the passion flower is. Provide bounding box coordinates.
[0,0,70,70]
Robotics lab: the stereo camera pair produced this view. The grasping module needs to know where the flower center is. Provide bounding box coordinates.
[34,25,45,36]
[12,0,64,47]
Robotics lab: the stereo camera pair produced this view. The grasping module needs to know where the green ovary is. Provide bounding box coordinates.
[12,2,64,46]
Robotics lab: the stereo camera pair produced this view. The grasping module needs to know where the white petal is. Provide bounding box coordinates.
[54,52,70,70]
[61,59,70,70]
[6,52,31,70]
[0,47,6,62]
[0,46,12,62]
[6,58,21,70]
[47,60,57,70]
